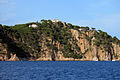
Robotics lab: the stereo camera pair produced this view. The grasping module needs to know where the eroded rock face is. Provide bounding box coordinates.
[69,29,120,61]
[8,54,19,61]
[0,54,19,61]
[0,56,4,61]
[33,29,120,61]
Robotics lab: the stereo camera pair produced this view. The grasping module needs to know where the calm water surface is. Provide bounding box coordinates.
[0,61,120,80]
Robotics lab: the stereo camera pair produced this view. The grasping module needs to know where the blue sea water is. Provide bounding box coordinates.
[0,61,120,80]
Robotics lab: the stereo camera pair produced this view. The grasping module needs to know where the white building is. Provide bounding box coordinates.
[79,28,83,31]
[79,28,88,31]
[92,37,95,41]
[29,24,38,28]
[53,19,59,23]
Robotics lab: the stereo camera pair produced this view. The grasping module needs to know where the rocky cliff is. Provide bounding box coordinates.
[0,20,120,61]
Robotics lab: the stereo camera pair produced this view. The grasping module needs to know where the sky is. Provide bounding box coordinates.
[0,0,120,38]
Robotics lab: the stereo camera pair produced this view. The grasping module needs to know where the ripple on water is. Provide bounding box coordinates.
[0,61,120,80]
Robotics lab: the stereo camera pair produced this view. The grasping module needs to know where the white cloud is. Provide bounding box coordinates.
[0,0,16,24]
[0,14,16,22]
[0,0,8,4]
[0,0,16,5]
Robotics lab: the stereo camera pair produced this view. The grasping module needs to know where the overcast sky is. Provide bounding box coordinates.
[0,0,120,38]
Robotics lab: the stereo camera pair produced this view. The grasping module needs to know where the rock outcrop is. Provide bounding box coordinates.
[8,54,19,61]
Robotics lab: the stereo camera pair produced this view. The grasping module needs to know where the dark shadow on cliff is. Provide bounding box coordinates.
[0,29,31,59]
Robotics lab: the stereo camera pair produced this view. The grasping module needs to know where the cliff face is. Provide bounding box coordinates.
[0,20,120,61]
[70,29,120,61]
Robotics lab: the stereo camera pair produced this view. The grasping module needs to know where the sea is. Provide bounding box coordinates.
[0,61,120,80]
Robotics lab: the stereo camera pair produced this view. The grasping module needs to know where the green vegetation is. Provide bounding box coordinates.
[0,19,120,60]
[93,30,120,60]
[93,30,120,48]
[0,20,83,59]
[93,30,112,57]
